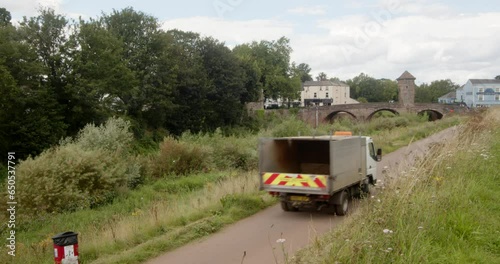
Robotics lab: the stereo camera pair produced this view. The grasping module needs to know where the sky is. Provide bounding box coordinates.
[3,0,500,84]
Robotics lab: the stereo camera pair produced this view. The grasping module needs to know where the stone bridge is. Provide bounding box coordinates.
[297,103,466,126]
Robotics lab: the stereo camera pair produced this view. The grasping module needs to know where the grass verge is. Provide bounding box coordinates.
[0,170,274,264]
[292,108,500,264]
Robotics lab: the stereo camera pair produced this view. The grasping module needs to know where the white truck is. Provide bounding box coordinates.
[258,133,381,215]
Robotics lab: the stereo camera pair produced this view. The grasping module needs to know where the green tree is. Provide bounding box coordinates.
[0,17,67,160]
[101,7,176,130]
[69,18,137,124]
[415,79,459,103]
[19,8,82,133]
[316,72,328,81]
[0,7,11,26]
[291,62,313,83]
[376,79,398,102]
[233,37,296,102]
[495,75,500,80]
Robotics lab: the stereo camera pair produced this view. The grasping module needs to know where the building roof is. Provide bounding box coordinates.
[439,91,456,99]
[303,80,348,86]
[469,79,500,85]
[397,70,416,80]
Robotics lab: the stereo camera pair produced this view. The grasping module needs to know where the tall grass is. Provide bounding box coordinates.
[292,108,500,264]
[0,170,273,264]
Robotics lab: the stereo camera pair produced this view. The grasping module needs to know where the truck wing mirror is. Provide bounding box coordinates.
[376,148,382,162]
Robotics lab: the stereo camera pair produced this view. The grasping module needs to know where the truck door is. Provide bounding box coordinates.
[367,140,378,182]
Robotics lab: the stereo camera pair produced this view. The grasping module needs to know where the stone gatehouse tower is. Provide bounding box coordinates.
[397,71,416,106]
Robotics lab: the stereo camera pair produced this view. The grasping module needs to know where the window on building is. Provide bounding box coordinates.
[496,94,499,101]
[478,95,484,101]
[496,88,500,93]
[320,87,322,91]
[479,88,484,93]
[314,93,317,98]
[326,92,329,98]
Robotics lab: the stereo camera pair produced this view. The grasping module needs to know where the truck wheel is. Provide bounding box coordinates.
[280,201,298,212]
[361,181,371,196]
[280,201,290,211]
[335,191,349,216]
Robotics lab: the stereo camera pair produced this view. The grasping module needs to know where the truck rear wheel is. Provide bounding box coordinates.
[280,201,290,211]
[335,191,349,216]
[280,201,298,212]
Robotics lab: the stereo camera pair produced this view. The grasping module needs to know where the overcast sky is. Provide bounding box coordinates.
[3,0,499,84]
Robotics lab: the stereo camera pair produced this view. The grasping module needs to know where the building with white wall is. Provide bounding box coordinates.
[456,79,500,107]
[301,80,357,107]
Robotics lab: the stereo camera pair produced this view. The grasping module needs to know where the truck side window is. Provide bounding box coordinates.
[369,143,377,160]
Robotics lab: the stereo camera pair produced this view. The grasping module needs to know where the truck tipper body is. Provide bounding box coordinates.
[259,134,381,215]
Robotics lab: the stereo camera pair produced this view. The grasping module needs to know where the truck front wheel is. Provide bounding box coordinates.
[335,191,349,216]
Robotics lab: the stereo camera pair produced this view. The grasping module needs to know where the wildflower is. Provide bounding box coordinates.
[377,199,381,203]
[418,226,424,230]
[446,166,452,169]
[276,238,286,243]
[383,229,393,234]
[371,196,375,199]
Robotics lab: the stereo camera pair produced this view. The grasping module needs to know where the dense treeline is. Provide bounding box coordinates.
[0,7,461,161]
[0,7,304,160]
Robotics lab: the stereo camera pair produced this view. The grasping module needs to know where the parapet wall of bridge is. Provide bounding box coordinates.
[297,103,465,126]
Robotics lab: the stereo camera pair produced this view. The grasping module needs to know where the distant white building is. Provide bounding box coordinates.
[301,81,358,107]
[456,79,500,107]
[438,91,456,104]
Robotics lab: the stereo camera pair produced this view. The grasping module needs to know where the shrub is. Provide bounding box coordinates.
[271,116,312,137]
[64,117,133,153]
[15,117,140,216]
[148,137,209,178]
[394,116,410,127]
[213,142,257,171]
[372,117,396,131]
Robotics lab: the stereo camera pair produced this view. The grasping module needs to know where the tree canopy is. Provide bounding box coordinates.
[0,7,303,160]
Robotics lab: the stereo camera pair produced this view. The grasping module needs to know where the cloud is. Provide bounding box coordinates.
[287,5,326,16]
[161,17,294,46]
[3,0,62,15]
[290,10,500,84]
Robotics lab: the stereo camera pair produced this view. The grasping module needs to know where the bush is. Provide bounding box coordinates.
[271,116,312,137]
[148,137,209,178]
[15,117,140,216]
[372,117,396,131]
[213,142,257,171]
[63,117,133,153]
[394,116,410,127]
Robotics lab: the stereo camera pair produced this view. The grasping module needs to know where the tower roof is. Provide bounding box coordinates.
[397,71,416,80]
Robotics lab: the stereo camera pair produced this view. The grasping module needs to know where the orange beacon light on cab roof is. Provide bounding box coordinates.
[333,131,352,136]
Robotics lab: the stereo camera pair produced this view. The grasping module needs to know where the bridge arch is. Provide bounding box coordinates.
[325,110,357,123]
[418,109,443,121]
[366,108,400,120]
